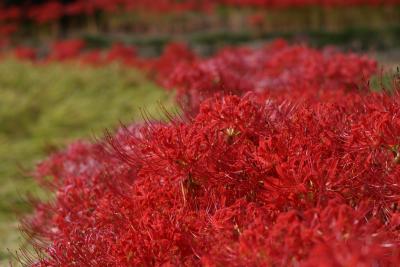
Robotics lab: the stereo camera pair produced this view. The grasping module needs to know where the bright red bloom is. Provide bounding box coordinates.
[28,2,63,24]
[23,86,400,265]
[13,46,37,60]
[0,6,21,21]
[163,40,376,113]
[47,39,86,61]
[104,43,137,65]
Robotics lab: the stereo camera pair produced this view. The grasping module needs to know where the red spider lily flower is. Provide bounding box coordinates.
[47,39,86,61]
[104,43,137,65]
[13,46,37,61]
[0,6,22,21]
[22,85,400,266]
[28,2,63,24]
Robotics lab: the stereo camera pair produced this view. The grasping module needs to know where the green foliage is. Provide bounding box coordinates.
[0,60,174,264]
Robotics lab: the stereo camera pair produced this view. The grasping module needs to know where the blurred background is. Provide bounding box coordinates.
[0,0,399,265]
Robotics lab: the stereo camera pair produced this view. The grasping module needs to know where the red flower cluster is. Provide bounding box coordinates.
[24,92,400,266]
[20,41,400,266]
[8,40,137,65]
[142,43,197,86]
[13,46,37,61]
[1,0,399,37]
[159,40,377,113]
[78,42,138,66]
[0,5,20,36]
[46,39,86,61]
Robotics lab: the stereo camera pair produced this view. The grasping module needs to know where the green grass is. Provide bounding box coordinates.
[0,59,175,264]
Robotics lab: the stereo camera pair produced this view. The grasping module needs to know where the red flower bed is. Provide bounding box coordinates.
[20,42,400,266]
[1,0,399,38]
[154,40,377,113]
[28,2,63,24]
